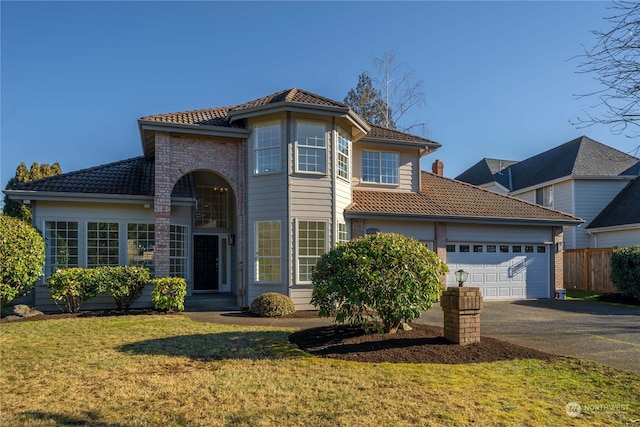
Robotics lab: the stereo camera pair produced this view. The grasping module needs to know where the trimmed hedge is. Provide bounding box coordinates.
[97,266,151,311]
[47,268,101,313]
[152,277,187,312]
[249,293,296,317]
[611,245,640,300]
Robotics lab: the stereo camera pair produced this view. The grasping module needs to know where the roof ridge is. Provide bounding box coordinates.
[420,170,582,221]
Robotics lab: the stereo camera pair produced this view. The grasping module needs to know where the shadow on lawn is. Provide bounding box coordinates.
[119,330,306,361]
[21,411,123,427]
[512,299,640,316]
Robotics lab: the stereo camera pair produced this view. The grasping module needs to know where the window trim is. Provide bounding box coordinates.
[295,121,328,175]
[44,220,80,276]
[254,121,282,176]
[296,219,328,285]
[336,128,351,182]
[86,221,121,267]
[361,150,399,185]
[255,220,282,284]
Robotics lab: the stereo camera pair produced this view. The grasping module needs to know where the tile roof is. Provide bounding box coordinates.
[6,157,196,198]
[140,88,347,126]
[365,125,441,147]
[230,88,348,111]
[587,177,640,229]
[347,171,581,224]
[140,107,234,127]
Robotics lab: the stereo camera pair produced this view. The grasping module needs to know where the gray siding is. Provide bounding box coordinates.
[591,228,640,248]
[553,180,576,249]
[446,223,552,243]
[573,179,630,249]
[352,144,419,191]
[361,219,435,242]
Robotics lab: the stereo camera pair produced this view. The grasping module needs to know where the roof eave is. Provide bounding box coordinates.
[358,136,441,151]
[4,190,196,206]
[344,210,583,227]
[585,222,640,232]
[227,102,350,122]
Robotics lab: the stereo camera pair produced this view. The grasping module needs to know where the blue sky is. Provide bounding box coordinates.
[2,1,637,190]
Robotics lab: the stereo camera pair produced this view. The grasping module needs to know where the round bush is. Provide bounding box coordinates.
[311,232,448,333]
[0,215,45,305]
[249,293,296,317]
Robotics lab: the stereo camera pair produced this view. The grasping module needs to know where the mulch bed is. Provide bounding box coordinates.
[289,323,560,364]
[0,308,163,323]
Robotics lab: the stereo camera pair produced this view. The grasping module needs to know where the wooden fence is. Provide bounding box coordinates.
[563,247,617,293]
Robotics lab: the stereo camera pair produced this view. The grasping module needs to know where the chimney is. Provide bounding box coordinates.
[432,159,444,176]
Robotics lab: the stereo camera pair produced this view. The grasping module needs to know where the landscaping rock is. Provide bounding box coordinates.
[12,304,44,318]
[399,322,413,331]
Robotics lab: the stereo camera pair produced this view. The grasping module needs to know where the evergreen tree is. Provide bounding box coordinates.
[3,162,63,222]
[344,73,392,128]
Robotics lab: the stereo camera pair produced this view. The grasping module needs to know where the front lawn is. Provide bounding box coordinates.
[1,315,638,426]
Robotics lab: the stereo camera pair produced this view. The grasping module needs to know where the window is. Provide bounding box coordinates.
[127,223,155,273]
[336,129,351,180]
[298,221,326,282]
[297,122,326,173]
[45,221,79,274]
[338,222,349,244]
[446,244,456,252]
[537,246,546,253]
[255,122,281,174]
[87,222,119,267]
[487,245,497,253]
[473,245,484,253]
[460,244,470,252]
[525,245,534,253]
[256,221,281,282]
[500,245,509,253]
[535,185,553,207]
[362,151,399,184]
[170,225,188,278]
[512,245,522,253]
[195,186,229,228]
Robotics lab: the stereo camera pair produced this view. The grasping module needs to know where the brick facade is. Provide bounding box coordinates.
[441,287,483,345]
[552,226,564,291]
[153,131,247,306]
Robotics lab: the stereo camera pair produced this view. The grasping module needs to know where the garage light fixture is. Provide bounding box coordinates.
[455,269,469,287]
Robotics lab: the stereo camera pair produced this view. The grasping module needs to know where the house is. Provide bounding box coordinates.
[4,88,581,310]
[456,136,640,250]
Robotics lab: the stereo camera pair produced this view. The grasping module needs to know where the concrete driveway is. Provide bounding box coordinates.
[417,299,640,373]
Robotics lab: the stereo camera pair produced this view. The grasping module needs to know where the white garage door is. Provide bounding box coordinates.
[445,243,550,299]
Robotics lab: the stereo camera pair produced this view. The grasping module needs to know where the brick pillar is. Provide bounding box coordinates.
[553,226,564,291]
[351,219,364,238]
[154,132,172,278]
[441,287,483,345]
[435,222,447,284]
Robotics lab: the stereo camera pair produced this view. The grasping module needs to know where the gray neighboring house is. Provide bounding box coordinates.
[5,88,581,311]
[456,136,640,250]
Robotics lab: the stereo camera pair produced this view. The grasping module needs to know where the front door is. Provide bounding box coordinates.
[194,235,218,292]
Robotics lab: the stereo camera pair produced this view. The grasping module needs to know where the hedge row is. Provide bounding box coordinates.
[611,245,640,300]
[47,266,186,313]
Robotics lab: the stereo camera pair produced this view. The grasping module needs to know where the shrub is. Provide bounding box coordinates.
[311,233,448,334]
[249,292,296,317]
[0,215,45,304]
[47,268,101,313]
[97,266,151,311]
[151,277,187,312]
[0,215,45,306]
[611,245,640,300]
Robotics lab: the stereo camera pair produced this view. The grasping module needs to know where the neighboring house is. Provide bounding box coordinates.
[456,136,640,250]
[5,88,581,310]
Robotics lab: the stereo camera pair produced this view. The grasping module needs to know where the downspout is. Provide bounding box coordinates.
[585,229,597,249]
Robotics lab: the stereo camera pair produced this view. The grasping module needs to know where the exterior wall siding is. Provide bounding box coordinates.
[446,223,552,243]
[590,228,640,248]
[351,144,419,191]
[573,179,631,249]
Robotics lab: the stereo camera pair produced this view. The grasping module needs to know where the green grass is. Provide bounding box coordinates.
[566,289,601,301]
[1,315,638,426]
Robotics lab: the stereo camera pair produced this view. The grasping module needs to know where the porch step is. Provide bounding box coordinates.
[184,293,239,312]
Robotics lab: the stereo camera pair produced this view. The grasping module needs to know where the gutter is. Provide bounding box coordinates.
[3,190,196,207]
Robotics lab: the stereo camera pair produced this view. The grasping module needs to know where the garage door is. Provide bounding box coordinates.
[445,243,550,299]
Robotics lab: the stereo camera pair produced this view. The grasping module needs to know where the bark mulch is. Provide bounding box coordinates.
[289,323,560,364]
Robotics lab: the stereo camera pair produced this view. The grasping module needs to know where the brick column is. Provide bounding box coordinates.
[553,226,564,292]
[441,287,483,345]
[154,132,172,278]
[435,222,447,284]
[350,219,364,238]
